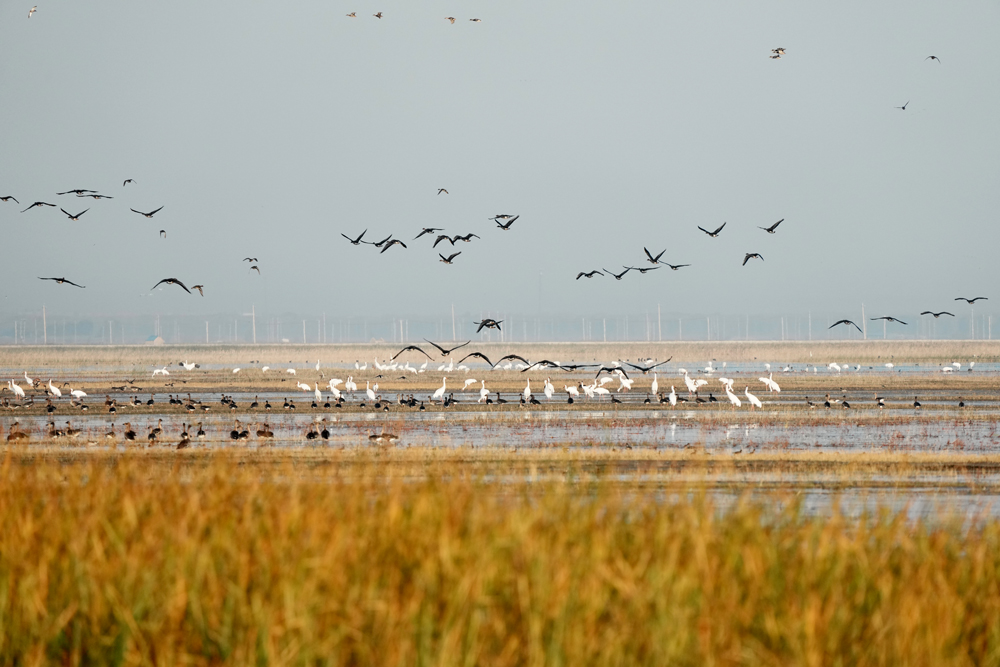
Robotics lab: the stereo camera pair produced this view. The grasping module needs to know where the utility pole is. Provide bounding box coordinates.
[861,304,867,339]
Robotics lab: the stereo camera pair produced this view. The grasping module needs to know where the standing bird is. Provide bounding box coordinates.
[130,206,164,218]
[698,223,726,237]
[758,219,783,233]
[742,253,764,266]
[744,387,762,410]
[38,277,85,288]
[151,278,192,294]
[829,319,863,333]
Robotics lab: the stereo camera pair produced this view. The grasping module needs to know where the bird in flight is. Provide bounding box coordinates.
[829,319,863,333]
[743,253,764,266]
[489,214,515,221]
[439,252,461,264]
[437,188,449,195]
[604,267,631,281]
[662,262,690,271]
[643,247,666,264]
[459,351,493,366]
[59,208,89,221]
[445,17,456,23]
[424,339,471,356]
[38,277,85,288]
[392,345,434,361]
[926,56,941,63]
[78,193,113,199]
[21,201,55,213]
[495,216,519,230]
[895,101,909,110]
[414,227,443,240]
[249,265,260,274]
[469,18,482,22]
[759,219,783,234]
[56,189,97,196]
[369,234,393,248]
[576,270,603,280]
[151,278,192,294]
[433,235,454,248]
[627,265,660,274]
[493,353,530,368]
[380,239,406,253]
[955,297,988,304]
[123,179,135,186]
[160,230,166,238]
[771,47,786,56]
[243,257,258,263]
[131,206,164,218]
[0,196,19,203]
[191,285,204,296]
[346,12,356,17]
[373,12,383,18]
[453,233,479,243]
[341,230,367,245]
[871,316,907,325]
[28,6,36,17]
[921,311,954,318]
[475,319,502,332]
[698,222,726,237]
[626,358,672,374]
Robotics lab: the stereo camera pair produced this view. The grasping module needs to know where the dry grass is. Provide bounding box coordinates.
[2,451,1000,664]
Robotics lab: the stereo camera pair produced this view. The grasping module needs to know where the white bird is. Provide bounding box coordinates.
[9,380,25,399]
[479,381,489,403]
[719,377,735,393]
[668,386,677,407]
[296,381,312,392]
[28,6,36,18]
[358,362,368,371]
[463,378,477,390]
[316,360,321,371]
[70,388,87,399]
[152,367,170,376]
[286,368,296,375]
[565,384,579,397]
[432,377,447,401]
[419,362,427,373]
[523,379,532,401]
[581,382,596,398]
[952,362,961,369]
[884,363,894,369]
[232,368,241,374]
[543,378,554,399]
[181,361,197,371]
[48,379,62,398]
[345,376,357,392]
[617,376,634,392]
[24,371,34,385]
[598,377,614,387]
[262,366,270,372]
[725,385,742,407]
[651,373,659,396]
[366,382,376,402]
[744,386,762,410]
[373,382,379,393]
[828,362,841,372]
[329,378,344,389]
[593,385,611,399]
[315,385,322,402]
[759,373,780,393]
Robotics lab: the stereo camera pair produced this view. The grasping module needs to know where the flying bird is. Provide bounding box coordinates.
[373,12,382,18]
[459,351,493,366]
[495,216,519,230]
[759,219,783,233]
[21,201,56,212]
[191,285,204,296]
[921,311,954,318]
[437,188,449,194]
[829,319,863,333]
[392,345,434,361]
[78,193,112,199]
[488,214,515,221]
[493,353,530,368]
[56,189,97,195]
[0,196,19,203]
[625,358,671,374]
[439,252,461,264]
[414,227,443,239]
[243,257,258,263]
[698,223,726,237]
[662,263,690,270]
[131,206,164,218]
[743,253,764,266]
[895,101,909,110]
[925,56,941,63]
[643,247,666,264]
[341,230,367,245]
[469,18,481,22]
[159,230,166,238]
[123,179,135,186]
[604,267,631,280]
[380,239,406,253]
[771,47,786,55]
[627,265,660,274]
[151,278,192,294]
[475,319,502,332]
[433,235,454,248]
[445,17,455,23]
[346,12,356,17]
[576,270,603,280]
[424,339,470,356]
[870,316,907,325]
[38,277,85,288]
[59,208,89,221]
[452,233,479,243]
[249,265,260,274]
[28,6,36,17]
[955,297,988,304]
[368,234,393,248]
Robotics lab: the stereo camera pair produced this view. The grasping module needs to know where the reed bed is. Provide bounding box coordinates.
[2,452,1000,665]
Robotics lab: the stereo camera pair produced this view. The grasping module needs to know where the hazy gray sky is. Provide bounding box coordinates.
[2,0,998,325]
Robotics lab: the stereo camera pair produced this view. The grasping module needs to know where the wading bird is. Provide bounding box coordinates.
[643,248,666,264]
[38,277,85,288]
[341,230,367,245]
[759,219,783,233]
[698,222,726,237]
[955,297,988,304]
[871,316,907,325]
[21,201,55,213]
[576,270,603,279]
[495,216,519,230]
[424,339,470,356]
[475,319,502,332]
[439,252,461,264]
[743,253,764,266]
[829,319,863,333]
[151,278,192,294]
[59,208,89,221]
[604,267,631,281]
[921,311,954,318]
[744,387,762,410]
[414,227,443,239]
[130,206,164,218]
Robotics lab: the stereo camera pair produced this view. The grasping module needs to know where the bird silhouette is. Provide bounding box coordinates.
[604,267,631,280]
[414,227,443,239]
[437,188,449,194]
[925,56,941,63]
[59,208,89,221]
[0,196,19,204]
[759,219,783,233]
[439,252,461,264]
[698,223,726,237]
[495,215,519,230]
[576,270,603,280]
[38,277,85,288]
[475,319,502,332]
[921,311,954,318]
[643,247,666,264]
[871,316,907,325]
[341,230,367,245]
[380,239,406,253]
[829,319,863,333]
[392,345,434,361]
[131,206,164,218]
[151,278,192,294]
[743,253,764,266]
[662,263,690,270]
[21,201,56,213]
[123,179,135,186]
[424,339,471,356]
[895,101,909,110]
[191,285,204,296]
[955,297,988,304]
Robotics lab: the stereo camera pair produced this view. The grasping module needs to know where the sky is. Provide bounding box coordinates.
[1,0,998,328]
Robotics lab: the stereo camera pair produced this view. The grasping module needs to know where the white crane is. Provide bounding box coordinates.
[23,371,33,386]
[828,362,841,372]
[296,381,311,392]
[366,381,376,402]
[70,388,87,399]
[543,378,554,399]
[315,360,321,371]
[181,361,197,371]
[48,379,62,398]
[617,375,634,392]
[758,373,780,392]
[593,385,611,400]
[565,384,580,398]
[9,380,25,399]
[419,362,427,373]
[262,366,270,373]
[668,386,677,407]
[479,381,489,403]
[345,376,357,392]
[432,377,447,401]
[581,382,595,399]
[523,378,532,401]
[651,373,658,396]
[725,385,742,407]
[719,377,735,393]
[329,378,343,389]
[463,378,477,390]
[314,384,322,403]
[744,386,762,410]
[232,368,241,374]
[152,366,170,376]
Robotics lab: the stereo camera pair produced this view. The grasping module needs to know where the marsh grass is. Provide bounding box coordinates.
[2,451,1000,664]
